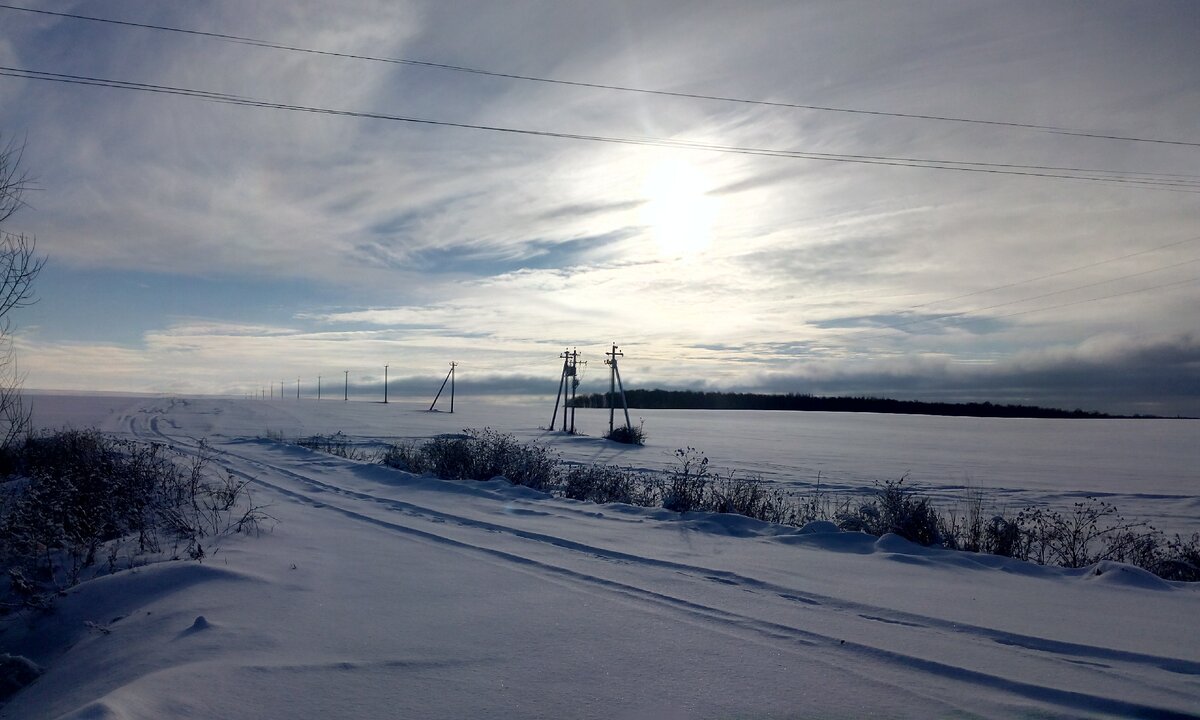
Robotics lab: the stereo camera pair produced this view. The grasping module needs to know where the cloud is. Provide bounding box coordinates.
[737,333,1200,416]
[2,1,1197,412]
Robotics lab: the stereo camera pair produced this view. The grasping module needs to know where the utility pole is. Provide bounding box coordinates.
[550,347,571,430]
[384,364,389,403]
[318,375,321,401]
[568,349,584,434]
[550,349,584,432]
[344,370,349,401]
[605,343,632,435]
[430,362,457,412]
[296,377,300,400]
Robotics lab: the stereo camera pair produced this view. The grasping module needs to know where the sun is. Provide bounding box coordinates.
[640,158,718,258]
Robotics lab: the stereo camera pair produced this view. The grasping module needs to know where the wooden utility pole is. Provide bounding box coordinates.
[296,378,300,399]
[430,362,457,412]
[568,349,583,434]
[384,364,389,404]
[550,348,571,431]
[318,375,321,401]
[344,370,349,401]
[605,343,632,434]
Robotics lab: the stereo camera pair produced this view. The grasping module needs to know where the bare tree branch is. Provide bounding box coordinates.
[0,135,31,226]
[0,132,43,451]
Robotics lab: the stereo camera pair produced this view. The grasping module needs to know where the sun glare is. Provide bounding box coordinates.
[640,159,718,258]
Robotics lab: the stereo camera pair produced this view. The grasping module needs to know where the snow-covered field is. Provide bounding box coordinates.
[5,394,1199,718]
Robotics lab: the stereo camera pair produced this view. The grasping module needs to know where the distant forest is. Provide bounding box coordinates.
[568,389,1133,419]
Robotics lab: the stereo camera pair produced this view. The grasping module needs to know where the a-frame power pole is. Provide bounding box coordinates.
[605,343,632,435]
[550,348,584,432]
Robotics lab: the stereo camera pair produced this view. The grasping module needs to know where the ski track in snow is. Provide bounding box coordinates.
[70,399,1197,719]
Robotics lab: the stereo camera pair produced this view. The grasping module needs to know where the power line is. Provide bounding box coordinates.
[986,276,1197,320]
[849,274,1195,352]
[850,255,1200,339]
[907,234,1200,310]
[3,66,1198,193]
[2,2,1198,149]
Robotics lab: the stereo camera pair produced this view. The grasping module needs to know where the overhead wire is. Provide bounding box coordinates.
[906,234,1200,310]
[1,2,1198,149]
[2,66,1198,194]
[849,255,1200,340]
[987,276,1198,321]
[2,5,1196,345]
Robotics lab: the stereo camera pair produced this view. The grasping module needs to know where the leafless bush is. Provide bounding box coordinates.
[366,429,1198,582]
[295,432,370,460]
[1009,499,1163,568]
[834,477,943,546]
[378,429,559,492]
[708,473,796,525]
[659,447,710,512]
[605,421,646,446]
[559,463,657,506]
[0,431,271,613]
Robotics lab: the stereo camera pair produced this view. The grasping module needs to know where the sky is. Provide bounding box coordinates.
[0,0,1198,415]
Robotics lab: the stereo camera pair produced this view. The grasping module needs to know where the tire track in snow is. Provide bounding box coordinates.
[136,412,1199,719]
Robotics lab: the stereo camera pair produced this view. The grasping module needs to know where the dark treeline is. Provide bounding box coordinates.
[569,389,1136,419]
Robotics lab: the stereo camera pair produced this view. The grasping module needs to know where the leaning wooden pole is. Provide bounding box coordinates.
[550,349,569,430]
[614,361,632,432]
[430,363,455,411]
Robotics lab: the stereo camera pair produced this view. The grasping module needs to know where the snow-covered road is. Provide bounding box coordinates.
[4,396,1198,718]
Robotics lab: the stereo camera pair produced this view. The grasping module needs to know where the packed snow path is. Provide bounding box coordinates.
[4,396,1198,719]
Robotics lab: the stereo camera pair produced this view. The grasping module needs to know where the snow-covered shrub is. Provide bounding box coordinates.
[708,473,795,525]
[295,432,369,460]
[384,430,559,492]
[604,422,645,445]
[660,447,710,512]
[1014,498,1153,569]
[0,430,270,612]
[468,428,559,491]
[1150,534,1200,582]
[837,477,942,546]
[982,515,1023,557]
[368,430,1200,582]
[559,464,656,506]
[377,441,421,472]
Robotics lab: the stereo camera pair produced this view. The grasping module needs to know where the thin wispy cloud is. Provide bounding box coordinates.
[1,1,1197,414]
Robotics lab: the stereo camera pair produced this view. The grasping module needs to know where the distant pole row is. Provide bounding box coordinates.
[253,366,383,402]
[250,364,454,410]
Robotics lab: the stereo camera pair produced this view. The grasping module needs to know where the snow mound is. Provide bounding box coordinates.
[797,520,840,534]
[182,616,213,635]
[1082,561,1174,591]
